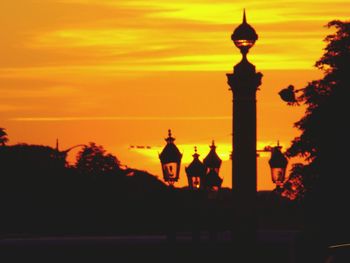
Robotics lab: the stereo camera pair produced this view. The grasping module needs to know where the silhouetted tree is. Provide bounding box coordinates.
[0,143,67,182]
[0,127,8,146]
[283,20,350,246]
[280,165,305,201]
[285,20,350,195]
[75,142,120,175]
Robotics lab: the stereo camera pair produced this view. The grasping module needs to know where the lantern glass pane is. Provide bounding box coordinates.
[192,177,200,189]
[234,39,254,48]
[163,162,177,180]
[271,168,286,185]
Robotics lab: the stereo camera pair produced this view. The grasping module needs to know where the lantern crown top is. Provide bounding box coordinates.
[159,129,182,163]
[268,143,288,168]
[193,146,200,159]
[210,140,216,150]
[276,140,282,149]
[165,129,175,144]
[231,9,258,55]
[203,140,222,168]
[186,146,205,178]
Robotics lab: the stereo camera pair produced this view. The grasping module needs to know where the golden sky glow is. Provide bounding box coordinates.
[1,0,349,189]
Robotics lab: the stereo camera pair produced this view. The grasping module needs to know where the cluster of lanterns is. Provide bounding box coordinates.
[159,130,289,190]
[159,130,223,190]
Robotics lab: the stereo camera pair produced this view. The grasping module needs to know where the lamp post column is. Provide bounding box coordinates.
[226,10,262,255]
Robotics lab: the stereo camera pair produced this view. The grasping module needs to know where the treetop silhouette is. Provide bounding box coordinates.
[283,20,350,198]
[75,142,121,175]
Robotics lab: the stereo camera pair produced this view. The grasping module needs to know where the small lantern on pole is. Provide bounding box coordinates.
[203,140,223,191]
[185,146,206,190]
[159,129,182,187]
[268,142,288,189]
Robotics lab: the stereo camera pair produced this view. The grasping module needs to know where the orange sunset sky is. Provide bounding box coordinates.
[1,0,349,190]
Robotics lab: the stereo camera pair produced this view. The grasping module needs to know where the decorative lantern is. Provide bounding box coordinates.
[159,129,182,187]
[268,142,288,188]
[185,147,205,190]
[203,141,223,191]
[231,9,258,56]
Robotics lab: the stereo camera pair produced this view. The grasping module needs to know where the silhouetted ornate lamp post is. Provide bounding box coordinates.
[159,129,183,187]
[203,140,223,191]
[268,142,288,190]
[185,146,206,190]
[226,9,262,252]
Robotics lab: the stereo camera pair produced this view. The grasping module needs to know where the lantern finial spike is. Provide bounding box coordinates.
[210,140,217,150]
[165,129,175,143]
[193,146,200,159]
[277,140,281,149]
[243,8,247,24]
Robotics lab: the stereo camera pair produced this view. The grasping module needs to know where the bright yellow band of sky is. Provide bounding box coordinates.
[1,0,349,73]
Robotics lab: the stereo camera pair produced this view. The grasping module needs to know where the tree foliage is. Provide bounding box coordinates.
[75,142,120,175]
[0,127,8,146]
[286,20,350,197]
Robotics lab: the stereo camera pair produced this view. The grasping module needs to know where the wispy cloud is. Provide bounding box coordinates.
[2,0,349,73]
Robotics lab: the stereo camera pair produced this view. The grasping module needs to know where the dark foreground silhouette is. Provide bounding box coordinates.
[0,143,308,262]
[2,19,350,263]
